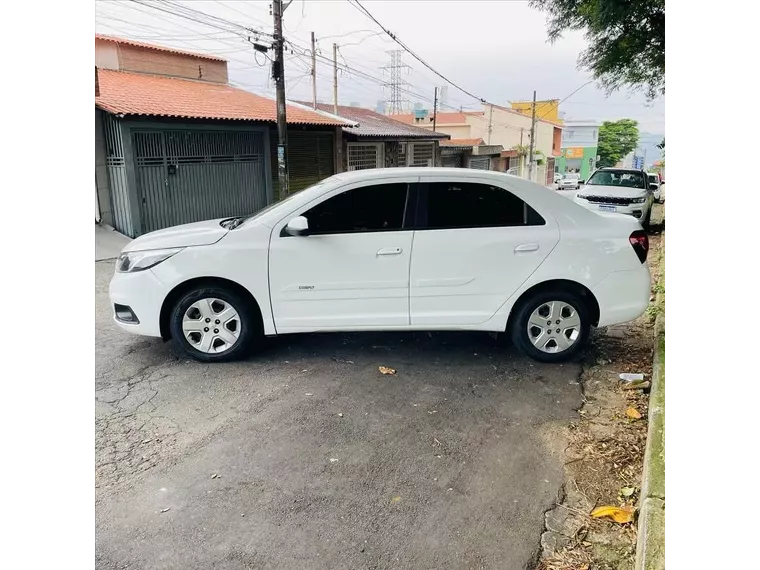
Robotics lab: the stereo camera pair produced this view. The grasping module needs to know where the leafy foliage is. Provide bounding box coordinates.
[530,0,665,99]
[597,119,639,167]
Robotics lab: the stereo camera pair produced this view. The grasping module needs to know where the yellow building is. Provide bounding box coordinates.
[510,99,562,123]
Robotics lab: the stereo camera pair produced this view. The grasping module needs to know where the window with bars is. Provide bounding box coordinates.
[347,143,382,171]
[397,142,407,167]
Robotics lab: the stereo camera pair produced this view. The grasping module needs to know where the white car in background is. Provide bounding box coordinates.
[110,168,651,364]
[558,172,581,190]
[574,168,655,229]
[647,172,663,202]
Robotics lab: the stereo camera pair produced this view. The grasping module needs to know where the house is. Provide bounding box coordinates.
[95,35,353,238]
[439,138,507,170]
[299,103,449,170]
[556,120,601,179]
[391,103,562,185]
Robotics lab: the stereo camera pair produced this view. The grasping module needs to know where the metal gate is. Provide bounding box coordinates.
[133,129,268,234]
[469,156,490,170]
[441,153,462,168]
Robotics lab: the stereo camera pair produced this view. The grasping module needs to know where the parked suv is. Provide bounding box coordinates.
[574,167,655,229]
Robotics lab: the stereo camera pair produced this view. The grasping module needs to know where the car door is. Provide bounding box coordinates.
[409,177,560,327]
[268,178,416,332]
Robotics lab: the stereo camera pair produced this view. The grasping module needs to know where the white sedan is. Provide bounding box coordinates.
[110,168,651,363]
[558,173,581,190]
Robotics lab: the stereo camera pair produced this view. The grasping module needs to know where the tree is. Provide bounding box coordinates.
[597,119,639,167]
[530,0,665,99]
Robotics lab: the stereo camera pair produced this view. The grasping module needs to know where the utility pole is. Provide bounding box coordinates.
[432,87,438,132]
[527,90,537,182]
[272,0,290,199]
[487,104,494,145]
[310,31,317,109]
[333,43,338,115]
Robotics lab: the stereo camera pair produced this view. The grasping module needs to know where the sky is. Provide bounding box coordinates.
[95,0,665,152]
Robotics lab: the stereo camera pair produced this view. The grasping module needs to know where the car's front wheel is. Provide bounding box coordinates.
[169,285,262,362]
[510,290,590,363]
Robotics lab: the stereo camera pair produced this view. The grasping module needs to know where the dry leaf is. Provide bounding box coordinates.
[590,505,634,524]
[378,366,396,375]
[626,407,642,419]
[620,486,635,497]
[390,496,401,504]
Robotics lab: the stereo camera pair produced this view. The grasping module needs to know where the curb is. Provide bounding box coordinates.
[635,246,665,570]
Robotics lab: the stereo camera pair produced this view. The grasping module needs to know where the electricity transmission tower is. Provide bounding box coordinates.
[382,50,411,114]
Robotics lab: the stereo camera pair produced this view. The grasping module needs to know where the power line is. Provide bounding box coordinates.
[348,0,488,104]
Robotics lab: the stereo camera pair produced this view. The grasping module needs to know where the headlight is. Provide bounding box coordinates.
[116,247,183,273]
[631,197,646,204]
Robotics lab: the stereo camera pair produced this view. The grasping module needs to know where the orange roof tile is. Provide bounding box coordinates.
[440,138,485,147]
[95,70,349,126]
[96,34,227,62]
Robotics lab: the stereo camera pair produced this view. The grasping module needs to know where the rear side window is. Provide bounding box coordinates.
[303,183,408,235]
[422,182,545,229]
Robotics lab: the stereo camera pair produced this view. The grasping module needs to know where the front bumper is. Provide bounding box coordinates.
[108,268,170,337]
[575,199,648,221]
[592,265,651,327]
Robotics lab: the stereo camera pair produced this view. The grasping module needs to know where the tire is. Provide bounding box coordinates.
[641,206,652,231]
[169,285,262,362]
[510,290,591,363]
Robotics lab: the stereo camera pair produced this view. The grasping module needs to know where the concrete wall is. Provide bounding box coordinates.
[95,39,228,83]
[561,123,599,147]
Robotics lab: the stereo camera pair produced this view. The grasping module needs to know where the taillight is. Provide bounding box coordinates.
[629,230,649,263]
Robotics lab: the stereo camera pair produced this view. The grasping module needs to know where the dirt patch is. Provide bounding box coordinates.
[536,234,663,570]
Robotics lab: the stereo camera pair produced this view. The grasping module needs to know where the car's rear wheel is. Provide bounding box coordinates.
[169,285,261,362]
[510,290,590,363]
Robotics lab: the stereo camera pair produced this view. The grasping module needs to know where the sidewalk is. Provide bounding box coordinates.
[95,224,132,261]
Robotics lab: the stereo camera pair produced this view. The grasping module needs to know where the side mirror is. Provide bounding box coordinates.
[649,183,658,191]
[284,216,309,236]
[579,180,585,185]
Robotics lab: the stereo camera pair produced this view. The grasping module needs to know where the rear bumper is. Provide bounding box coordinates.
[592,265,651,327]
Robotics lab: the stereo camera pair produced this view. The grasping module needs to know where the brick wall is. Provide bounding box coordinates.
[115,44,228,83]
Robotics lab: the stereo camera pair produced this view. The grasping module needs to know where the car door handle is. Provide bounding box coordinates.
[514,243,540,253]
[377,247,403,256]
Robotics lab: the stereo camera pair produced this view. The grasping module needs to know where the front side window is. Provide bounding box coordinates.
[303,183,408,234]
[423,182,544,229]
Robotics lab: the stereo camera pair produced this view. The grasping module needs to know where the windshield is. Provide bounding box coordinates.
[563,173,579,180]
[228,179,331,229]
[586,170,645,189]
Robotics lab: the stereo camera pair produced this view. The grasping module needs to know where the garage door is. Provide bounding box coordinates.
[133,129,269,235]
[469,156,490,170]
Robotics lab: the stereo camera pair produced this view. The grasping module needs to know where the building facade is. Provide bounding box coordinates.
[391,104,562,184]
[556,120,601,180]
[95,35,351,237]
[302,103,448,171]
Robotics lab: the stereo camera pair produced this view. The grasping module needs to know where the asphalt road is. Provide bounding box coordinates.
[95,262,584,570]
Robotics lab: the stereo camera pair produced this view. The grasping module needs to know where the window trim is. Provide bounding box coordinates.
[280,182,414,237]
[411,181,546,231]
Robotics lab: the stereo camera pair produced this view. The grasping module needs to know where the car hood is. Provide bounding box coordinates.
[122,219,230,252]
[580,185,647,198]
